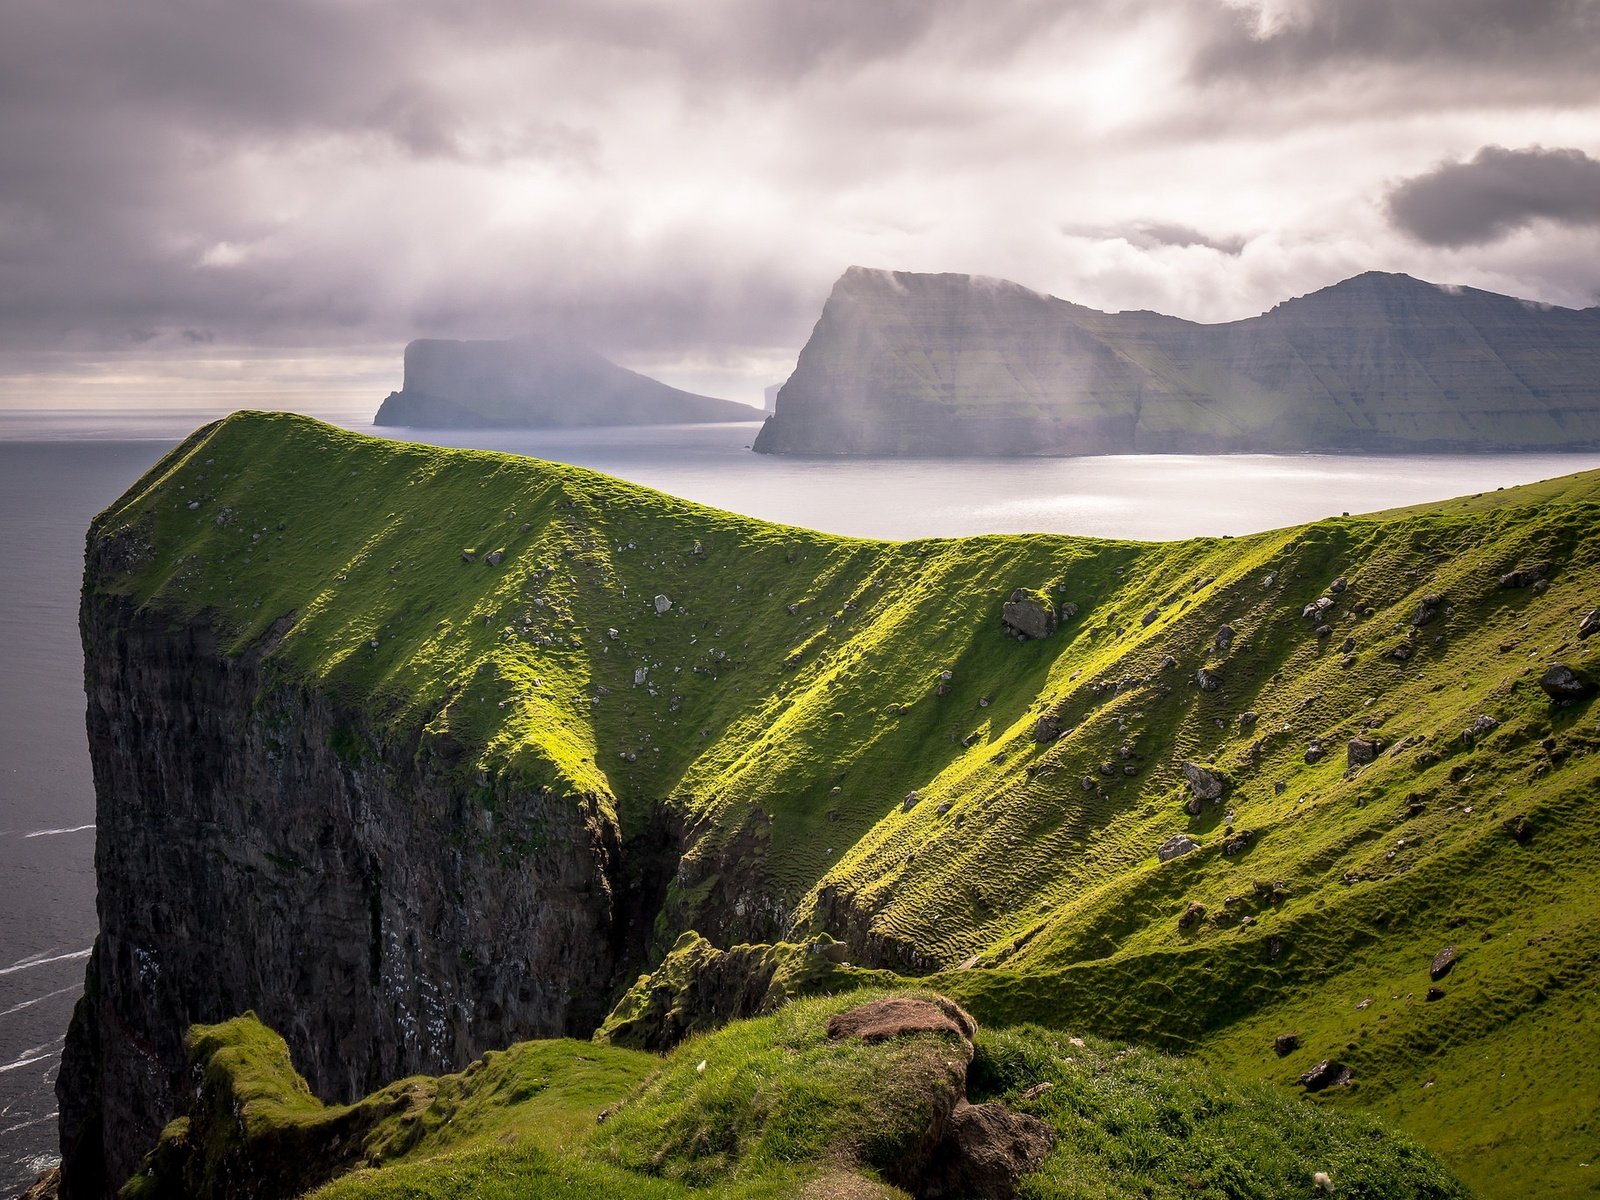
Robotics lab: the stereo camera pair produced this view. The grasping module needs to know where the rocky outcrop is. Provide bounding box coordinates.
[59,590,633,1197]
[753,267,1600,456]
[374,337,754,429]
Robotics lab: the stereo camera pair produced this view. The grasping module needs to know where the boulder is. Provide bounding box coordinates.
[1157,833,1200,863]
[1000,590,1056,641]
[1196,667,1222,693]
[1302,597,1334,620]
[1410,593,1445,627]
[913,1101,1056,1200]
[1215,624,1235,652]
[1182,762,1227,802]
[1177,901,1207,931]
[653,594,673,614]
[827,996,976,1045]
[1581,609,1600,639]
[1142,609,1161,627]
[1304,741,1325,764]
[1273,1033,1300,1057]
[1033,715,1061,743]
[1297,1060,1352,1092]
[485,549,504,567]
[1346,737,1382,766]
[1329,577,1348,594]
[1499,562,1551,588]
[1429,946,1459,981]
[1540,663,1597,703]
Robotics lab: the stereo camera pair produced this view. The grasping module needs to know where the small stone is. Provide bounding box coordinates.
[1429,946,1459,981]
[1425,987,1445,1002]
[1215,624,1235,652]
[607,628,619,640]
[1034,715,1061,743]
[1315,624,1333,639]
[1304,741,1325,764]
[1142,608,1161,627]
[633,667,648,686]
[460,549,476,563]
[1388,643,1413,662]
[1196,667,1222,693]
[1503,814,1534,844]
[653,594,672,614]
[1580,609,1600,639]
[187,500,200,510]
[1329,577,1347,594]
[901,791,920,812]
[485,549,504,567]
[1274,1033,1300,1057]
[1302,597,1334,620]
[1239,711,1258,728]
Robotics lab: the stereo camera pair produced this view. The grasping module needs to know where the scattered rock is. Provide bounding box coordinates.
[1540,663,1597,703]
[1340,636,1355,653]
[1081,775,1095,793]
[901,792,920,812]
[1142,608,1161,627]
[1033,715,1061,743]
[653,594,673,614]
[1304,741,1325,765]
[1426,987,1446,1002]
[1302,597,1334,620]
[1429,946,1459,981]
[1182,762,1227,802]
[1273,1033,1300,1057]
[460,549,476,563]
[1239,711,1258,728]
[633,667,649,686]
[1346,737,1382,767]
[1196,667,1222,693]
[1157,833,1200,863]
[1222,830,1254,856]
[1262,572,1277,588]
[1059,602,1079,620]
[1461,714,1498,745]
[1503,814,1535,844]
[1388,643,1413,662]
[1215,625,1235,652]
[1581,609,1600,639]
[1315,624,1333,639]
[1001,590,1057,641]
[1499,562,1551,588]
[484,549,504,567]
[1177,901,1206,931]
[1297,1060,1352,1092]
[1410,593,1445,627]
[827,996,976,1044]
[1329,577,1348,594]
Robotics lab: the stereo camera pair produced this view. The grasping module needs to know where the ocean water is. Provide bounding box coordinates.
[1,405,1598,1192]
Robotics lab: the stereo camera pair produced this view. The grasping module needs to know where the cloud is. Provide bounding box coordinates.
[1386,146,1600,247]
[0,0,1597,405]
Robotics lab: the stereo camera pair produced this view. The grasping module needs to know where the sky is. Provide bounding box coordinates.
[2,0,1598,410]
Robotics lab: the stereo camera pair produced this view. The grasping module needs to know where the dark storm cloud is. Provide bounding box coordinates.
[1386,146,1600,247]
[1195,0,1600,83]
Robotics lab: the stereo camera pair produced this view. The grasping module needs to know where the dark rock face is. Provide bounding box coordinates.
[753,266,1600,457]
[60,593,633,1197]
[1541,663,1598,702]
[374,337,752,430]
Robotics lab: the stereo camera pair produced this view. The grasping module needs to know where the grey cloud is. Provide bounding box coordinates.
[1386,146,1600,247]
[1194,0,1600,82]
[1061,222,1248,256]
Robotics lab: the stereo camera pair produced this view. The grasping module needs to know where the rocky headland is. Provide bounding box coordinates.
[753,267,1600,456]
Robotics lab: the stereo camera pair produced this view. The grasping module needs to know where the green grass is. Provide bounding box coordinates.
[124,995,1468,1200]
[91,412,1600,1198]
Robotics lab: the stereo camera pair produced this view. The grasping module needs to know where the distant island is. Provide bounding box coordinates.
[374,336,756,428]
[753,267,1600,456]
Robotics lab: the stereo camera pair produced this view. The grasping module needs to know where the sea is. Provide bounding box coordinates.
[3,404,1598,1194]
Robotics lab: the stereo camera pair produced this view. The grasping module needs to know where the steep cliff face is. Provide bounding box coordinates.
[374,337,755,429]
[753,267,1600,455]
[60,588,625,1197]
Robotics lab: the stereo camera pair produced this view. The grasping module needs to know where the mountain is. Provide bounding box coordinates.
[58,412,1600,1198]
[373,336,755,428]
[752,267,1600,456]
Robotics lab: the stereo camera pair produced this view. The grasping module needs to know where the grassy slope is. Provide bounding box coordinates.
[92,413,1600,1198]
[124,995,1468,1200]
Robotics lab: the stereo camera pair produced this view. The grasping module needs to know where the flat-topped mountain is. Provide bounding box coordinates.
[374,336,755,428]
[753,267,1600,456]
